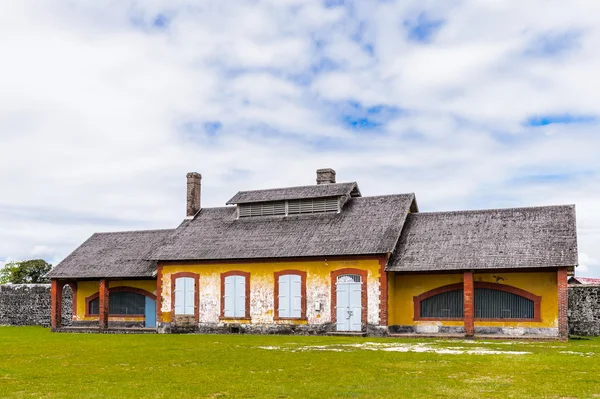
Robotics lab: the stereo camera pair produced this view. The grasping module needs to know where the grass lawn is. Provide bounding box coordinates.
[1,327,600,398]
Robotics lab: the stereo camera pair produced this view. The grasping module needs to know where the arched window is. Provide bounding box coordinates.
[475,288,534,319]
[88,291,145,316]
[414,283,541,321]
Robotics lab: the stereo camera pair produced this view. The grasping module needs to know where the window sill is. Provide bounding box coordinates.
[219,317,251,321]
[273,317,307,321]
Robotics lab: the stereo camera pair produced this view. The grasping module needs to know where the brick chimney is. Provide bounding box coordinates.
[316,168,336,185]
[186,172,201,217]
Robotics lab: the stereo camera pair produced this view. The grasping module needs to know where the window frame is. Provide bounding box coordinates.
[170,272,200,324]
[220,271,251,320]
[413,282,542,322]
[274,270,307,320]
[85,286,156,317]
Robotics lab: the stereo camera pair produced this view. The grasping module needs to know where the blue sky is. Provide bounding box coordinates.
[0,0,599,275]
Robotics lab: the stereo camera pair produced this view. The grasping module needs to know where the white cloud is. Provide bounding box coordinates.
[578,253,599,276]
[0,0,599,276]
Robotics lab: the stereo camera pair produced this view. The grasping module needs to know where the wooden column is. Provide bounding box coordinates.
[50,280,63,330]
[463,271,475,338]
[99,279,109,330]
[557,268,569,340]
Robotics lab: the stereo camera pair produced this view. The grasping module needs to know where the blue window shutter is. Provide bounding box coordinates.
[278,275,290,318]
[290,275,302,318]
[174,278,184,315]
[224,276,234,317]
[235,276,246,318]
[184,278,195,315]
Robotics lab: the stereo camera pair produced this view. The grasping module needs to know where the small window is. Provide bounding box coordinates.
[337,274,361,283]
[223,275,247,318]
[278,274,302,318]
[420,289,464,318]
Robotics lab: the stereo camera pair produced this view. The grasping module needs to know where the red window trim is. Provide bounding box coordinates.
[273,270,307,321]
[413,282,542,322]
[330,268,368,327]
[170,272,200,324]
[85,286,157,318]
[220,271,251,320]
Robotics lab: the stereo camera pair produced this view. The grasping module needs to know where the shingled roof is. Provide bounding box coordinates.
[226,182,361,204]
[387,205,578,272]
[152,194,415,261]
[46,229,174,279]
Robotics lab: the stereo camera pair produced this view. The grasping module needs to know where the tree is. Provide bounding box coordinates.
[0,259,53,284]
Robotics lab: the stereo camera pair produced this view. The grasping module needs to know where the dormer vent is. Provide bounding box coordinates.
[237,197,340,218]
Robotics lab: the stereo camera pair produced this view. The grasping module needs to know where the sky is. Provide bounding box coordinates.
[1,0,599,275]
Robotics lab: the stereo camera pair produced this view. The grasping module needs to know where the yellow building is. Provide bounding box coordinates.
[47,168,578,339]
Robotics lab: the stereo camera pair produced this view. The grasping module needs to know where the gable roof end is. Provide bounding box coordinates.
[46,229,175,279]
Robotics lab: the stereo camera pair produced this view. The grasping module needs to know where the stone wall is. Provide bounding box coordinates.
[568,285,600,336]
[0,284,72,327]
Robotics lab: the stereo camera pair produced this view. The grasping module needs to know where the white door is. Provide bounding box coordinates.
[174,277,195,315]
[336,274,362,331]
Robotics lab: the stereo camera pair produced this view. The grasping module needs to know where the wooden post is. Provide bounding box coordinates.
[463,271,475,338]
[99,279,109,330]
[557,268,568,340]
[50,280,63,330]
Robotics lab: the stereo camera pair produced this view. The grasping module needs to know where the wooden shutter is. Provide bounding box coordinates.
[174,278,184,315]
[278,275,290,318]
[223,276,235,317]
[235,276,246,318]
[184,278,195,315]
[290,274,302,318]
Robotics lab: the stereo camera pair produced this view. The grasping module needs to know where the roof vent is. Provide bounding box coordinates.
[316,168,336,185]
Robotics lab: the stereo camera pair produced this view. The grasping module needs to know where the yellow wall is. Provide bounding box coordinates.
[159,258,382,325]
[388,273,464,327]
[75,280,156,321]
[388,271,558,328]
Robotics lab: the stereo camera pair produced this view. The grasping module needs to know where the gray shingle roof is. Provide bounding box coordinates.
[46,229,174,279]
[387,205,578,272]
[226,182,361,204]
[152,194,415,261]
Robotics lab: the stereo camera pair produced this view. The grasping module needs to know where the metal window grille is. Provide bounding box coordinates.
[474,288,534,319]
[337,274,362,283]
[420,289,464,318]
[88,292,145,315]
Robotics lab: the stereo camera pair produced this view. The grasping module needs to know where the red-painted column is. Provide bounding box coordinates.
[50,280,63,330]
[99,279,109,330]
[378,257,388,326]
[464,271,475,337]
[558,268,569,340]
[156,264,163,326]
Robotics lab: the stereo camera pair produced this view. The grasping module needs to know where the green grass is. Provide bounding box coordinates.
[1,327,600,398]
